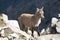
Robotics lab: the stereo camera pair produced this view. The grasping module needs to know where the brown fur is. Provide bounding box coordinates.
[18,7,44,36]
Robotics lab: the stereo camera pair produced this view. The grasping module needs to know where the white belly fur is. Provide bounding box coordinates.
[35,18,41,27]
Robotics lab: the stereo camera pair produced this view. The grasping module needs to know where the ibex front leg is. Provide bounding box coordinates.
[37,27,40,36]
[31,27,34,37]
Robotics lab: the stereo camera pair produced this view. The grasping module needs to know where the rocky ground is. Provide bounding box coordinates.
[0,26,60,40]
[0,20,60,40]
[0,14,60,40]
[39,34,60,40]
[0,33,60,40]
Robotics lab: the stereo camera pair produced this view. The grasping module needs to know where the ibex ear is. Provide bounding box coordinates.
[37,8,40,12]
[41,6,44,10]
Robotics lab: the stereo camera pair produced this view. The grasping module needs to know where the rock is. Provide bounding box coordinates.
[0,19,33,40]
[0,37,8,40]
[33,31,39,40]
[3,37,8,40]
[6,20,20,33]
[40,28,46,35]
[1,29,4,37]
[51,17,60,33]
[28,29,32,35]
[46,27,51,34]
[4,27,14,37]
[51,17,58,27]
[7,20,20,29]
[38,34,60,40]
[56,21,60,33]
[0,20,19,37]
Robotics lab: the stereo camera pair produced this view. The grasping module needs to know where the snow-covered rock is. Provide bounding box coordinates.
[0,20,20,37]
[51,17,58,27]
[40,29,46,35]
[56,21,60,33]
[51,17,60,33]
[6,20,32,40]
[7,20,20,30]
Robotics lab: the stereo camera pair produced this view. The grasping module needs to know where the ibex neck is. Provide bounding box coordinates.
[34,14,41,20]
[33,13,42,27]
[34,16,41,27]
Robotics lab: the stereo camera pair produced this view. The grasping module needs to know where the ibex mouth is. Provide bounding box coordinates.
[41,16,44,19]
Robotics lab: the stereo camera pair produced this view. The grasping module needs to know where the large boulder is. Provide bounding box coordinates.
[6,20,20,32]
[0,20,20,37]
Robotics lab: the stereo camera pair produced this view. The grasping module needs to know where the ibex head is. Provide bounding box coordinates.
[36,7,44,19]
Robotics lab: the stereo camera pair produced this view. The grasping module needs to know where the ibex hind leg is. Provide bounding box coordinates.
[20,24,28,33]
[25,27,28,33]
[20,24,25,31]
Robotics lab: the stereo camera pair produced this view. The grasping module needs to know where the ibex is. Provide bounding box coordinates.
[18,7,44,36]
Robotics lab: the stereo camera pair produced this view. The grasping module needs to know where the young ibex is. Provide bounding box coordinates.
[18,7,44,36]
